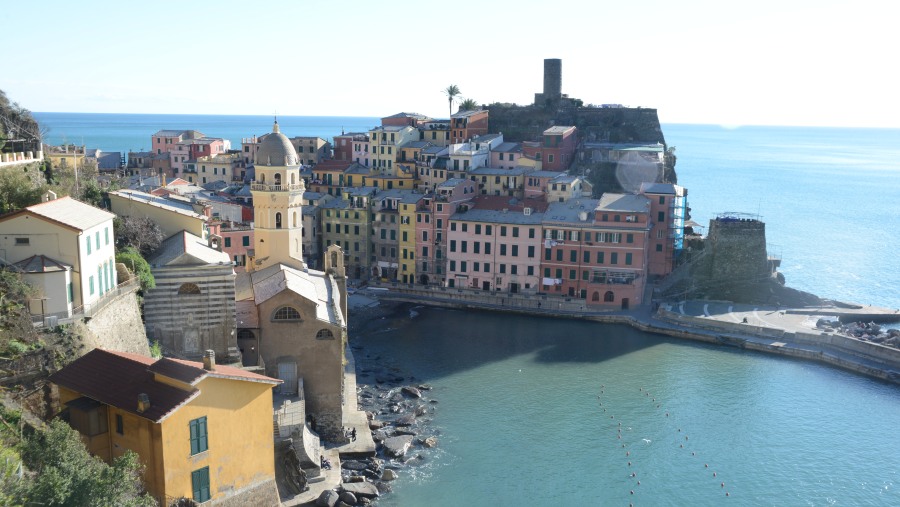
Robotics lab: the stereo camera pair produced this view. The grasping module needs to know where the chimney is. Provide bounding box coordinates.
[202,350,216,371]
[137,393,150,413]
[42,190,57,202]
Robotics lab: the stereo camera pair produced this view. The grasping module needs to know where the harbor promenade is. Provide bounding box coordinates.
[355,284,900,384]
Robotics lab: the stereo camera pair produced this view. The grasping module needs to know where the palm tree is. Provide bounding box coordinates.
[458,98,478,112]
[443,85,461,117]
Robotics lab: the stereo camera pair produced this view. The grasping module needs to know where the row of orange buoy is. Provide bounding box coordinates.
[599,384,732,504]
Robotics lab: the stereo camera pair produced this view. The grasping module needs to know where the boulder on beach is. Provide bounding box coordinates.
[395,414,416,427]
[402,386,422,398]
[316,489,339,507]
[381,468,398,481]
[339,491,358,505]
[340,481,380,499]
[383,435,414,457]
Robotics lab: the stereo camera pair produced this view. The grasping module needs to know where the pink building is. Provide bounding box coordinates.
[151,130,205,155]
[381,112,431,128]
[445,198,546,294]
[540,194,651,308]
[220,225,254,272]
[414,178,476,286]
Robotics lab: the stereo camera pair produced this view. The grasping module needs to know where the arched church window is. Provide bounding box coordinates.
[273,306,301,321]
[293,212,298,227]
[260,173,265,183]
[274,173,282,185]
[276,212,282,229]
[331,251,338,267]
[178,283,201,295]
[291,173,296,185]
[316,329,335,340]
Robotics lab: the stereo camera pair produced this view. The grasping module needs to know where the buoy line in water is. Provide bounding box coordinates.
[597,383,733,503]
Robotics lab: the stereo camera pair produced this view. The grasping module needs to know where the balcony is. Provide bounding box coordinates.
[251,183,305,192]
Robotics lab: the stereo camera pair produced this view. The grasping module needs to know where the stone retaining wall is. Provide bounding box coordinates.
[79,286,150,357]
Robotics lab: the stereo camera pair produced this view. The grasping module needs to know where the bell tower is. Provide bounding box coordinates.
[249,120,306,271]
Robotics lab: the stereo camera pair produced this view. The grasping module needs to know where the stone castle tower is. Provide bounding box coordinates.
[249,120,306,271]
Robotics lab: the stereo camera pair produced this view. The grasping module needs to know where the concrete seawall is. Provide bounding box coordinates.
[370,289,900,385]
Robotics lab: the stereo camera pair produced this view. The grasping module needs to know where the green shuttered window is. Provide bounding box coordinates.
[189,416,208,455]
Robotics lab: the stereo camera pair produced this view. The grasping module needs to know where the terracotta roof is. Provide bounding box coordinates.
[49,349,198,423]
[49,349,279,424]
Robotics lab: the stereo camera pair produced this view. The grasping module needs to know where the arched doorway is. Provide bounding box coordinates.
[420,274,429,285]
[592,291,600,302]
[621,298,629,310]
[604,291,615,302]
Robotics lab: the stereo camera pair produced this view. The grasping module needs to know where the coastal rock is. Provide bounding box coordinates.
[395,414,416,427]
[342,460,369,471]
[415,405,428,416]
[340,481,380,499]
[369,419,385,430]
[381,469,398,481]
[383,435,413,457]
[339,492,358,505]
[419,436,438,448]
[417,384,432,390]
[402,386,422,398]
[316,490,339,507]
[393,428,417,436]
[337,502,352,507]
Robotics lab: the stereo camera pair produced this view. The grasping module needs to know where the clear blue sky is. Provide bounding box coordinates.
[3,0,897,127]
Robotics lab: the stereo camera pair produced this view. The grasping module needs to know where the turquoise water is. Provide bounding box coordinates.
[361,309,900,506]
[32,114,900,504]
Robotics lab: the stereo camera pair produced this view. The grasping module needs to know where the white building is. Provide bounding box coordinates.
[0,195,117,317]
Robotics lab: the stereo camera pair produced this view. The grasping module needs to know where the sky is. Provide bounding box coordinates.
[2,0,897,128]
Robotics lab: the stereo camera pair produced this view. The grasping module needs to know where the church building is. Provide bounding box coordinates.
[235,121,350,440]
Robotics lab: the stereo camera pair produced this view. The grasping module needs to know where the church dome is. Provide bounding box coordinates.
[255,121,299,166]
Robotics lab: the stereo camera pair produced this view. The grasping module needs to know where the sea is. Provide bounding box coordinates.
[34,112,900,505]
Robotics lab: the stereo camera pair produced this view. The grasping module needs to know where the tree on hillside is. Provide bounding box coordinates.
[458,98,479,112]
[114,216,165,258]
[0,168,45,213]
[116,247,155,292]
[0,90,42,148]
[17,419,154,506]
[443,85,461,117]
[0,268,39,356]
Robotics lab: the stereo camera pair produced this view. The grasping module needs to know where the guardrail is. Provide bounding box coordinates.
[32,277,140,328]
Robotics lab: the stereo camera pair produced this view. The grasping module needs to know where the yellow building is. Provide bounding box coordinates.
[367,125,418,176]
[398,194,421,283]
[45,145,86,170]
[109,189,209,240]
[49,348,281,506]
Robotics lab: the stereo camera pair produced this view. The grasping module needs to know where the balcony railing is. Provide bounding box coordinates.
[251,183,305,192]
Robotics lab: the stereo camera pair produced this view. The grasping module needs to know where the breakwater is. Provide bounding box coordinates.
[363,287,900,385]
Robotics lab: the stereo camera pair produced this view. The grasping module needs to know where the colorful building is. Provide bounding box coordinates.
[446,203,544,293]
[0,195,117,317]
[414,179,476,286]
[450,109,489,144]
[640,182,688,277]
[540,194,651,307]
[523,126,577,171]
[50,348,282,506]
